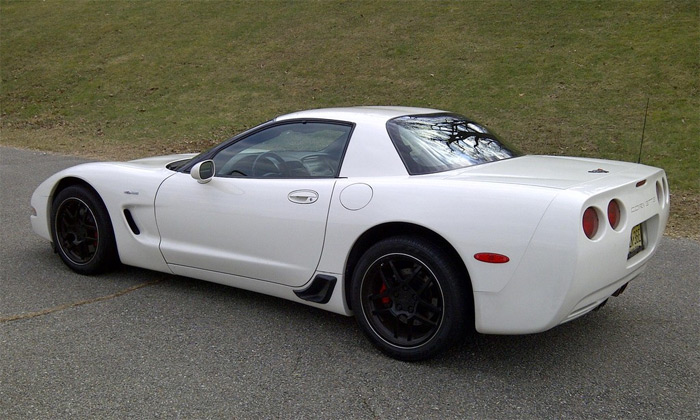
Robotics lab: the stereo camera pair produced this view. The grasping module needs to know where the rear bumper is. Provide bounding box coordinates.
[473,257,650,335]
[561,263,645,324]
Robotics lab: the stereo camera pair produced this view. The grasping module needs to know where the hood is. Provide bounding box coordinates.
[123,153,197,169]
[444,156,640,189]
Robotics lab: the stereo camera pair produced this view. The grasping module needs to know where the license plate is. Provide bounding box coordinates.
[628,223,644,259]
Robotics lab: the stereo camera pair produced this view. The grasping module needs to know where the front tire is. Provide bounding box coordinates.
[51,185,118,275]
[350,236,470,361]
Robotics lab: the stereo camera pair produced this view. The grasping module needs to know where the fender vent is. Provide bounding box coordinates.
[294,275,337,304]
[123,209,140,235]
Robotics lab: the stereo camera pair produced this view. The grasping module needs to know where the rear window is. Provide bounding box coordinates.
[386,113,519,175]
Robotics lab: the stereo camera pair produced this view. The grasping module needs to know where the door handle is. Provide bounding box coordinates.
[288,190,319,204]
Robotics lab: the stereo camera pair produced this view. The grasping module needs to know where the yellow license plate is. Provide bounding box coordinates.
[628,223,644,259]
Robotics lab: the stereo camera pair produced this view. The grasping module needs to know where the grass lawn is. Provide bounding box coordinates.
[1,1,698,238]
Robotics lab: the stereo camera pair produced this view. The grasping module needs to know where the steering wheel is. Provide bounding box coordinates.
[251,152,288,177]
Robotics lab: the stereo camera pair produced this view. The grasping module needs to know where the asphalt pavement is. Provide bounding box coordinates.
[1,146,698,419]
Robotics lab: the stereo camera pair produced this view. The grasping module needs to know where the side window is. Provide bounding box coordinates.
[213,122,352,178]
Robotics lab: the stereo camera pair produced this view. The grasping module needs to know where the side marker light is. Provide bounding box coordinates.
[474,253,510,264]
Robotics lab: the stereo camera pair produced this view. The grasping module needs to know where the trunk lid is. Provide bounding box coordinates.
[443,156,642,189]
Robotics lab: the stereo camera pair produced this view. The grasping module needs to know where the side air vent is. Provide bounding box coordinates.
[294,275,337,304]
[123,209,140,235]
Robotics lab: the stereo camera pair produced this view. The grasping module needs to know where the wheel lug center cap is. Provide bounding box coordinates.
[392,288,418,315]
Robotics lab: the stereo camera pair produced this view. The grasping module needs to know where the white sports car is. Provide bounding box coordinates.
[31,106,670,360]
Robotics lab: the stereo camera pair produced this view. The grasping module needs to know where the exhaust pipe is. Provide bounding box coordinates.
[612,283,629,297]
[595,283,630,312]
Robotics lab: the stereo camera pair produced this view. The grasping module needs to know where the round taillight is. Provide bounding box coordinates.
[582,207,599,239]
[607,200,621,229]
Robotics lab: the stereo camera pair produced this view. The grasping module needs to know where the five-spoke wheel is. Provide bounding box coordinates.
[351,236,470,361]
[360,253,444,348]
[51,186,118,274]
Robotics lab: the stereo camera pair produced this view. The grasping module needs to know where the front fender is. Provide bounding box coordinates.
[31,161,177,274]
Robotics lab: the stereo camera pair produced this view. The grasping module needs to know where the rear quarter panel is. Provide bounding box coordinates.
[319,165,669,335]
[318,176,560,294]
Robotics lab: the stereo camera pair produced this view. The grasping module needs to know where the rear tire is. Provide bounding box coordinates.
[350,236,470,361]
[51,185,119,275]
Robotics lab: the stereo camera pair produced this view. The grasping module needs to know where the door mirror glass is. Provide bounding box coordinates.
[191,160,215,184]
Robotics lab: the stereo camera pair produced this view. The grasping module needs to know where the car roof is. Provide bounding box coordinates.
[274,106,448,124]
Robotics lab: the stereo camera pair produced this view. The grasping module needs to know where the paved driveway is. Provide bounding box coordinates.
[1,146,698,419]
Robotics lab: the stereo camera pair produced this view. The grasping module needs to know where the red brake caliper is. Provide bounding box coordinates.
[379,283,391,305]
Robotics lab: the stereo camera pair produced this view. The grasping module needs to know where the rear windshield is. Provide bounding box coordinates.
[386,113,519,175]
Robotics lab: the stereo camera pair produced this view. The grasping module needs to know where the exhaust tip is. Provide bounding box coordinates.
[612,283,628,297]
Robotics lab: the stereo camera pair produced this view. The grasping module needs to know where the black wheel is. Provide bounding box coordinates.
[51,185,119,275]
[350,236,470,361]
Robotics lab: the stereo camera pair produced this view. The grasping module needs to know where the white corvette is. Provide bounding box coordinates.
[31,106,670,360]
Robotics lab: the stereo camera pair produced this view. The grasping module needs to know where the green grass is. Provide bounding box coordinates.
[1,0,698,237]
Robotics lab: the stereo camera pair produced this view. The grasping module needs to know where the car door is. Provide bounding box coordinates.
[155,120,353,288]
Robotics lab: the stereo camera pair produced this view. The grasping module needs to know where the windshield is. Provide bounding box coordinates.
[386,113,519,175]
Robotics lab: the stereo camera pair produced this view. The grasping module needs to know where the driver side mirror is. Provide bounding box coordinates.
[191,160,215,184]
